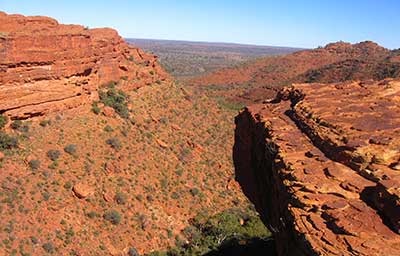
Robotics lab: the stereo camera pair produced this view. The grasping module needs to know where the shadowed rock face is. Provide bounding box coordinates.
[234,79,400,255]
[0,12,168,119]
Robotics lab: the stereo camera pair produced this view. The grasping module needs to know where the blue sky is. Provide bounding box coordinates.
[0,0,398,49]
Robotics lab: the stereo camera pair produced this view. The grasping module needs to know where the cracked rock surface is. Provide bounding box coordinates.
[234,79,400,255]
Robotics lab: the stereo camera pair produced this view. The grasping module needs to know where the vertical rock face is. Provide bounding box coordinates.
[234,79,400,255]
[0,12,168,118]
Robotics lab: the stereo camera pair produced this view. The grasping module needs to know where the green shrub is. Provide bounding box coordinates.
[215,97,245,111]
[42,191,51,201]
[42,242,55,253]
[171,192,179,200]
[28,159,41,170]
[47,150,61,161]
[148,209,271,255]
[0,132,18,151]
[0,115,8,129]
[99,88,129,118]
[39,119,51,127]
[30,236,39,244]
[91,102,101,115]
[189,188,199,196]
[64,144,77,155]
[106,137,122,150]
[87,211,98,219]
[104,125,114,132]
[10,120,29,132]
[64,181,72,189]
[103,209,122,225]
[114,192,127,205]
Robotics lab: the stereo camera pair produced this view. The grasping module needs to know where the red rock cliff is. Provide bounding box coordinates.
[234,79,400,255]
[0,12,168,118]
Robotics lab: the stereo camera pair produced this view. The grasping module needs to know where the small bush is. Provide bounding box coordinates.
[99,88,129,118]
[190,188,200,196]
[0,132,18,151]
[47,150,61,161]
[171,192,179,200]
[87,211,98,219]
[103,210,122,225]
[42,242,55,253]
[30,236,39,244]
[28,159,41,170]
[64,181,72,189]
[10,120,29,132]
[106,137,122,150]
[104,125,114,132]
[39,119,51,127]
[64,144,77,155]
[115,192,127,205]
[0,115,8,129]
[92,102,101,115]
[42,191,51,201]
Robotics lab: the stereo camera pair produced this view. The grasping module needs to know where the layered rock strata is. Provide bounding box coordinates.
[234,79,400,255]
[0,12,168,118]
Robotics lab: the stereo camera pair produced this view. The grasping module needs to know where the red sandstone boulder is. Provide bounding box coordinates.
[73,182,94,199]
[102,106,116,117]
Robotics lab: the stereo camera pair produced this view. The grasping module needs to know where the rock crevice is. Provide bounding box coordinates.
[234,79,400,255]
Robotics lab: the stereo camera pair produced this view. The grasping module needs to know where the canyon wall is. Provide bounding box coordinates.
[234,79,400,255]
[0,12,168,119]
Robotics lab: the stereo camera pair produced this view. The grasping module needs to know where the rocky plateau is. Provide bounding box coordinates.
[234,79,400,255]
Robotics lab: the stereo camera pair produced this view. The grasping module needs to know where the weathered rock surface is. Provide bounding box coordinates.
[73,182,94,198]
[0,12,168,119]
[234,79,400,255]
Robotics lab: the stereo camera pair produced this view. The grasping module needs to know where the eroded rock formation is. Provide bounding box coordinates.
[0,12,168,119]
[234,79,400,255]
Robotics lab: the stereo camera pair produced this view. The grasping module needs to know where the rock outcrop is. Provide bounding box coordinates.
[234,79,400,255]
[191,41,400,105]
[0,12,168,119]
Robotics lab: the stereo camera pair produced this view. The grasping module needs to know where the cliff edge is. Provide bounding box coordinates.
[234,79,400,255]
[0,12,168,119]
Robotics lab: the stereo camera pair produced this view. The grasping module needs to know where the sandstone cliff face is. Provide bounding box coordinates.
[234,79,400,255]
[0,12,168,119]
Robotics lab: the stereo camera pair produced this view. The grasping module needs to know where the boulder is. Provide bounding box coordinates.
[73,182,94,199]
[102,106,116,117]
